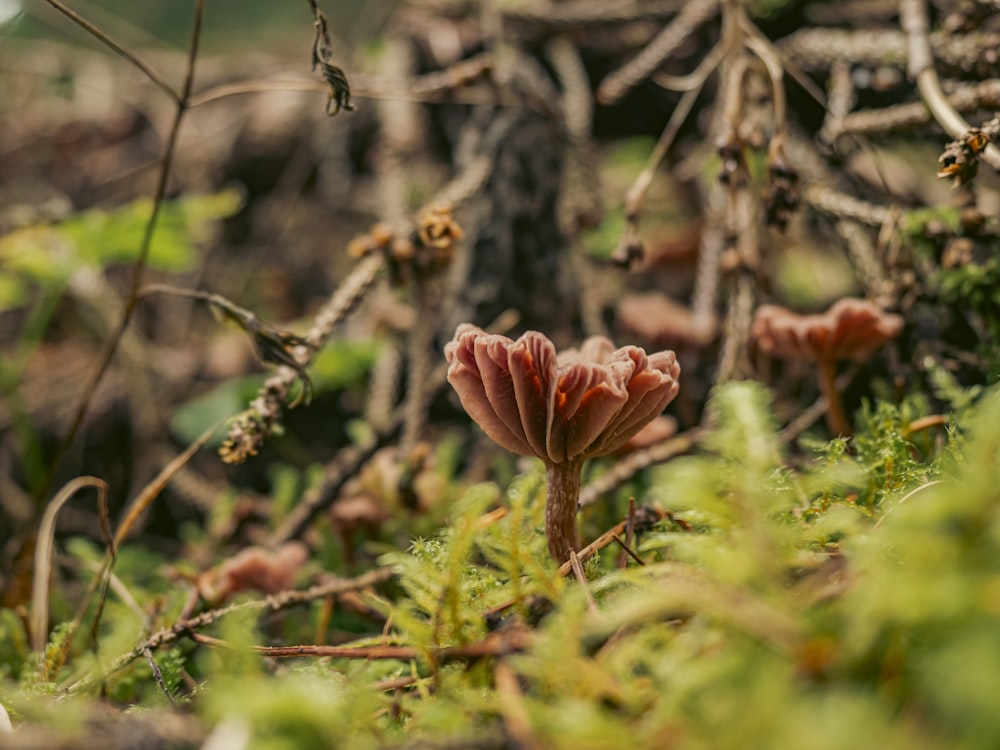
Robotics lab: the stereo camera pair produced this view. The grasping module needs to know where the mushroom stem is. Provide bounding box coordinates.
[544,459,585,563]
[817,356,852,437]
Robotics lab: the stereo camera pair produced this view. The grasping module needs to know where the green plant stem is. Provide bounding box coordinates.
[544,459,584,563]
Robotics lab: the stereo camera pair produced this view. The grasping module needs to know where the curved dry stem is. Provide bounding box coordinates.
[42,0,180,103]
[624,42,724,224]
[32,476,109,652]
[544,460,585,564]
[654,40,727,92]
[62,567,395,696]
[597,0,721,105]
[189,53,497,109]
[744,32,786,141]
[114,421,223,548]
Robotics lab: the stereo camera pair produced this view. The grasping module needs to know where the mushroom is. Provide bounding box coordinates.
[198,542,309,604]
[752,298,904,436]
[445,324,680,563]
[617,291,717,349]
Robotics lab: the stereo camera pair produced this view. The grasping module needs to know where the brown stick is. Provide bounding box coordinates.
[191,628,532,662]
[62,567,394,695]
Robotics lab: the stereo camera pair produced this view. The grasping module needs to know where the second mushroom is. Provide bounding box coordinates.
[445,324,680,563]
[752,298,904,437]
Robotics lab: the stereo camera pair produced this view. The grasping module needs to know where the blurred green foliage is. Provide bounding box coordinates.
[0,190,243,489]
[169,338,379,446]
[7,379,1000,748]
[0,190,242,309]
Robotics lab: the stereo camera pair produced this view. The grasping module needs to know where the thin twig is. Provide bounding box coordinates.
[399,273,436,456]
[778,394,831,444]
[690,184,727,338]
[219,253,386,463]
[548,37,602,233]
[744,34,786,140]
[623,42,724,224]
[484,510,671,619]
[189,53,497,108]
[778,27,1000,73]
[48,0,205,499]
[142,648,175,705]
[597,0,721,105]
[803,184,893,226]
[557,510,667,576]
[0,710,207,750]
[224,121,489,465]
[42,0,180,103]
[835,219,893,306]
[372,674,423,692]
[819,60,855,146]
[114,421,224,547]
[906,414,948,435]
[190,628,531,662]
[738,14,828,109]
[612,534,646,566]
[569,551,599,614]
[833,80,1000,138]
[502,0,686,28]
[305,254,388,350]
[618,497,638,568]
[365,340,404,431]
[62,567,395,695]
[716,271,755,384]
[900,0,1000,170]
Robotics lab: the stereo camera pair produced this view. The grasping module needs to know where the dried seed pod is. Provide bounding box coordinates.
[764,150,800,231]
[937,128,990,187]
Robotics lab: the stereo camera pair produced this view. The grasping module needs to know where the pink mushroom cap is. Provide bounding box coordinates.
[752,298,904,363]
[445,324,680,464]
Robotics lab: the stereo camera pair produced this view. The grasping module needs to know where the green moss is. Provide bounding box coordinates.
[11,382,1000,748]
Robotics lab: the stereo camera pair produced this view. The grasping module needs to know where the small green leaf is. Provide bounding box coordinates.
[170,376,262,445]
[309,339,380,390]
